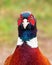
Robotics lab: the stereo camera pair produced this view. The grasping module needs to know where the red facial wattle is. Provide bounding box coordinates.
[18,14,36,26]
[18,18,22,26]
[28,14,36,26]
[18,14,23,26]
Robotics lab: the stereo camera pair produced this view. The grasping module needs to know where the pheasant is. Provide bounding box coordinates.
[4,11,51,65]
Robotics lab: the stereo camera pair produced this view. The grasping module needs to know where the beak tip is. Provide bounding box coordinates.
[22,19,29,29]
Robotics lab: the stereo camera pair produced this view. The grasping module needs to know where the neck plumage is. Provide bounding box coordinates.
[17,37,38,48]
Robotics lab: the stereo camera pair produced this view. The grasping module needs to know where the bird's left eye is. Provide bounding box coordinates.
[30,16,33,19]
[28,15,35,26]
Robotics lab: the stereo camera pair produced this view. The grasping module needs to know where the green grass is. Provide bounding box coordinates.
[0,0,52,46]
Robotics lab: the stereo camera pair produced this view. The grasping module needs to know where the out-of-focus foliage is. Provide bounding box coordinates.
[0,0,52,46]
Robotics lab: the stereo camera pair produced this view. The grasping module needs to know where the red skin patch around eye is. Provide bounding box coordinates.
[18,14,23,26]
[18,14,36,26]
[28,14,36,26]
[18,19,22,26]
[28,18,35,26]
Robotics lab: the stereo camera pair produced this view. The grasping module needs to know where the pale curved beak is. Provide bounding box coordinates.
[22,19,29,29]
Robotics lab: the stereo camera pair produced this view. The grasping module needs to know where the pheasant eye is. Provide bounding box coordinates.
[18,15,23,26]
[31,17,33,19]
[28,15,35,26]
[18,18,23,26]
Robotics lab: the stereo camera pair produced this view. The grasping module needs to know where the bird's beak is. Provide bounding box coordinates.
[22,19,29,29]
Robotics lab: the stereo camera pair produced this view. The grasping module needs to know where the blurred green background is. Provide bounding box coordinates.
[0,0,52,65]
